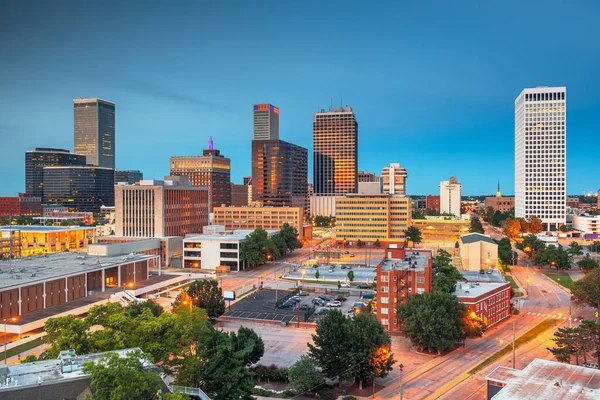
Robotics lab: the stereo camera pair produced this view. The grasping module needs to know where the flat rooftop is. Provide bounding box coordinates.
[462,271,506,283]
[0,225,95,233]
[455,281,509,299]
[185,230,278,241]
[0,252,158,291]
[488,358,600,399]
[380,250,430,273]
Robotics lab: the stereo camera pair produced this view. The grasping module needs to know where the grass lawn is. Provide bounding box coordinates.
[544,272,574,290]
[0,337,45,363]
[504,275,519,290]
[468,318,562,375]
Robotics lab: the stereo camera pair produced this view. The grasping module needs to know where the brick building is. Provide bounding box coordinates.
[375,248,433,332]
[0,193,42,217]
[213,204,305,239]
[425,195,440,213]
[485,196,515,213]
[455,281,511,328]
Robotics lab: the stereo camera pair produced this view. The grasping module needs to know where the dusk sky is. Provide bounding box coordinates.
[1,1,599,196]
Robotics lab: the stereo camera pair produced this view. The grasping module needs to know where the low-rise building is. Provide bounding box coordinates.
[459,233,498,272]
[183,225,278,271]
[412,218,471,243]
[485,196,515,213]
[455,281,510,329]
[486,358,600,400]
[425,195,440,213]
[213,204,305,239]
[96,236,182,268]
[572,214,600,235]
[0,194,42,218]
[33,211,94,226]
[375,248,433,332]
[0,226,96,259]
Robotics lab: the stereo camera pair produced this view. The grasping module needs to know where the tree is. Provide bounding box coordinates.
[44,315,91,358]
[288,355,325,395]
[568,242,584,259]
[502,218,521,240]
[337,280,342,289]
[412,210,425,220]
[280,223,302,252]
[315,270,320,280]
[239,227,273,267]
[403,226,422,248]
[357,239,364,247]
[374,239,381,247]
[82,349,163,400]
[463,312,487,338]
[398,292,466,354]
[229,325,265,366]
[163,394,191,400]
[20,355,39,363]
[272,234,288,257]
[185,280,226,319]
[571,269,600,323]
[454,241,460,254]
[347,270,354,282]
[527,215,544,234]
[542,245,571,271]
[432,250,463,294]
[548,326,580,364]
[496,238,516,266]
[560,225,569,233]
[517,234,546,264]
[469,216,484,234]
[124,300,163,318]
[578,255,600,270]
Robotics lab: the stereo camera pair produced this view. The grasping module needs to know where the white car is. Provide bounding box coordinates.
[326,300,342,307]
[340,282,351,288]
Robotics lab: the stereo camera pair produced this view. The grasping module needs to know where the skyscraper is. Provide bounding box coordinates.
[439,176,461,216]
[313,106,358,194]
[170,137,231,211]
[43,166,115,212]
[382,163,408,195]
[115,170,143,184]
[25,148,87,198]
[74,98,115,168]
[253,104,279,140]
[515,86,566,230]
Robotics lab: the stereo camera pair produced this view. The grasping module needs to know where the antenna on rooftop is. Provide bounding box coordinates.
[208,136,214,151]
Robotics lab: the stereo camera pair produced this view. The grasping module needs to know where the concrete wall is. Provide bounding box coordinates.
[88,238,161,256]
[460,241,498,271]
[310,195,337,217]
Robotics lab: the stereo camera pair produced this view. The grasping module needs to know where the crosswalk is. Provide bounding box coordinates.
[526,312,569,320]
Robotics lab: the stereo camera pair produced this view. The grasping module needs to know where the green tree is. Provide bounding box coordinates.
[559,225,569,233]
[20,355,39,363]
[454,241,459,252]
[86,302,124,326]
[432,250,463,294]
[347,270,354,282]
[590,241,600,254]
[357,239,364,247]
[403,226,422,248]
[496,238,516,266]
[469,216,484,234]
[240,228,271,267]
[517,234,546,264]
[229,325,265,366]
[412,210,425,220]
[124,300,163,318]
[578,254,600,270]
[337,280,342,289]
[44,315,91,358]
[83,349,162,400]
[542,245,571,271]
[185,280,226,319]
[568,241,584,259]
[272,234,288,257]
[288,354,325,395]
[398,292,466,354]
[315,270,320,280]
[280,223,302,252]
[572,270,600,324]
[374,239,381,247]
[163,394,191,400]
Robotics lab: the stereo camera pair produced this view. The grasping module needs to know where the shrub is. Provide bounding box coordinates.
[343,397,359,400]
[317,390,336,400]
[249,363,289,382]
[282,389,297,398]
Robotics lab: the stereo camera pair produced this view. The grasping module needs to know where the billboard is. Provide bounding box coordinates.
[224,290,236,301]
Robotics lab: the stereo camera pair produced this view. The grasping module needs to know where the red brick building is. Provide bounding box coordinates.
[455,281,511,328]
[425,195,440,213]
[0,193,42,217]
[375,248,433,332]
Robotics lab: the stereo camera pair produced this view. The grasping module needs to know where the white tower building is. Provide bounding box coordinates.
[439,176,461,216]
[515,87,566,231]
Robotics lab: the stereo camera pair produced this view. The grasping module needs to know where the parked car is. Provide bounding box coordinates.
[290,295,302,302]
[341,265,346,269]
[356,284,371,289]
[334,296,347,302]
[582,362,599,369]
[298,291,309,296]
[344,251,350,254]
[349,254,355,257]
[347,265,352,269]
[299,304,312,311]
[312,298,326,306]
[479,269,485,274]
[326,301,342,307]
[328,268,334,273]
[340,282,351,288]
[279,302,294,309]
[315,307,329,315]
[319,294,334,301]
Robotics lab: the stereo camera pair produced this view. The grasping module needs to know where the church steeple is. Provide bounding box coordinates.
[496,180,501,197]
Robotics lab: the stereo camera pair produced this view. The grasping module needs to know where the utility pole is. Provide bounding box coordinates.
[512,321,516,369]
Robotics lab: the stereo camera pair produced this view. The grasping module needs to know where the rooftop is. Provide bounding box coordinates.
[454,281,509,299]
[488,358,600,399]
[0,225,95,234]
[0,252,158,291]
[185,229,278,242]
[461,233,497,245]
[461,271,506,283]
[379,250,431,273]
[0,348,151,391]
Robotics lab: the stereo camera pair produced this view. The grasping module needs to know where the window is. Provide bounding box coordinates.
[381,319,389,326]
[381,308,389,315]
[381,286,389,293]
[417,288,424,294]
[380,297,389,304]
[417,277,425,284]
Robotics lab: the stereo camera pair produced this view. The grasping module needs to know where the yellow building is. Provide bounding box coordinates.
[335,195,411,244]
[213,205,305,239]
[459,233,498,272]
[0,225,96,258]
[412,218,470,243]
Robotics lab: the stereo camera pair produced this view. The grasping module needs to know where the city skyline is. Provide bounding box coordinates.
[1,2,599,196]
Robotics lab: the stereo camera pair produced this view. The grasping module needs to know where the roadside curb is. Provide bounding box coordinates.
[539,270,572,295]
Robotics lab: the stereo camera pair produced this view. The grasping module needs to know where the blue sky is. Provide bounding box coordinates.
[1,1,599,196]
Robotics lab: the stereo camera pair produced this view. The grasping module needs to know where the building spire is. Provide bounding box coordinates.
[496,180,501,197]
[208,136,214,151]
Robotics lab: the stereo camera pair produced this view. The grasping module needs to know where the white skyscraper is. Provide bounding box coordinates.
[439,176,461,216]
[515,87,566,231]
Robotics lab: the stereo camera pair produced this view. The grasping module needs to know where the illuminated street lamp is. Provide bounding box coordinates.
[3,317,17,365]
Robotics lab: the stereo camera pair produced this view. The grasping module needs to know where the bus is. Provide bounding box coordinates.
[306,259,319,267]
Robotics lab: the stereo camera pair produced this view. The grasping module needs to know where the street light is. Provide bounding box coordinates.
[3,317,17,364]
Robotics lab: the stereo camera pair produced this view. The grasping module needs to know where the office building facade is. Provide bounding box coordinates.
[382,163,408,195]
[74,98,115,169]
[115,177,209,238]
[0,194,42,217]
[25,148,86,198]
[42,166,115,212]
[231,183,250,207]
[115,170,143,184]
[515,87,567,230]
[313,106,358,194]
[251,139,308,209]
[213,205,305,239]
[439,176,462,216]
[253,104,279,140]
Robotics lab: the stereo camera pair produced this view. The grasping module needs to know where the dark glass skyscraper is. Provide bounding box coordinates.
[25,148,86,198]
[115,170,143,184]
[74,98,115,169]
[42,166,115,212]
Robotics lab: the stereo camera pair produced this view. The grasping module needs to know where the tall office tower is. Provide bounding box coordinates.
[230,183,250,207]
[243,176,252,186]
[25,148,86,197]
[251,140,308,208]
[515,87,566,231]
[313,106,358,194]
[170,137,231,211]
[382,163,408,195]
[115,176,209,238]
[439,176,462,216]
[74,98,116,168]
[253,104,279,140]
[115,170,143,184]
[42,166,115,212]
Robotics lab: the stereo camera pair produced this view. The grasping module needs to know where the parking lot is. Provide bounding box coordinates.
[224,287,375,324]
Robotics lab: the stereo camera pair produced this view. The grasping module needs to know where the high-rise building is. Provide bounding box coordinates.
[230,183,250,207]
[251,139,308,209]
[74,98,115,169]
[170,137,231,211]
[515,86,567,230]
[243,176,252,186]
[115,176,209,238]
[358,171,380,183]
[253,104,279,140]
[115,170,143,184]
[439,176,462,216]
[42,166,115,212]
[25,148,86,198]
[313,106,358,194]
[382,163,408,195]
